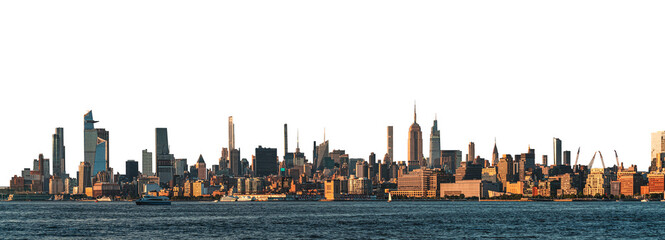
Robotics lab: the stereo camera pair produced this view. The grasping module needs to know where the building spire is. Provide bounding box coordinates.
[324,128,326,142]
[414,101,417,123]
[297,129,300,149]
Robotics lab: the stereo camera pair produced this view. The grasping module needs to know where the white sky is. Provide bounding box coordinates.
[1,0,664,183]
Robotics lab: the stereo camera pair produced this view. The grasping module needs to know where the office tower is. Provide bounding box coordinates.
[174,158,187,177]
[92,138,108,176]
[37,154,50,192]
[330,150,346,166]
[155,128,174,184]
[315,140,330,170]
[241,158,250,176]
[387,126,393,165]
[78,161,91,194]
[468,142,475,163]
[283,124,294,168]
[542,155,548,166]
[492,140,499,166]
[219,148,229,170]
[142,149,153,176]
[521,147,536,170]
[313,141,317,169]
[498,154,514,186]
[553,138,562,165]
[253,146,278,177]
[293,132,306,167]
[652,131,665,161]
[126,160,138,181]
[408,104,423,170]
[229,149,241,176]
[228,116,235,150]
[429,117,441,169]
[441,150,463,174]
[563,151,571,166]
[33,159,39,171]
[356,160,368,178]
[196,155,207,180]
[52,127,65,178]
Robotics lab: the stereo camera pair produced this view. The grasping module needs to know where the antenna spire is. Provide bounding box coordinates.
[414,101,417,123]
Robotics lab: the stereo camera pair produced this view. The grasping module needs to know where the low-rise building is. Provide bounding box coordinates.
[440,180,501,198]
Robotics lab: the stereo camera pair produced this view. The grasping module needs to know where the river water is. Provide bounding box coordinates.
[1,201,663,239]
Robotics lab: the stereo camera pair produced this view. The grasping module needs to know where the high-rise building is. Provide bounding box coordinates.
[174,158,187,177]
[429,117,441,169]
[387,126,393,165]
[254,146,278,177]
[492,140,499,166]
[52,127,65,178]
[125,160,138,181]
[498,154,514,186]
[196,155,207,180]
[83,111,109,177]
[229,149,241,176]
[468,142,475,163]
[315,140,330,170]
[155,128,174,184]
[563,150,571,166]
[542,155,548,166]
[283,124,294,168]
[441,150,462,174]
[228,116,235,150]
[553,138,562,166]
[408,104,423,170]
[78,161,91,194]
[651,131,665,161]
[142,149,153,176]
[219,148,229,170]
[37,154,50,192]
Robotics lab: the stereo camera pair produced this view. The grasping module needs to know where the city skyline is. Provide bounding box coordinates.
[1,1,664,184]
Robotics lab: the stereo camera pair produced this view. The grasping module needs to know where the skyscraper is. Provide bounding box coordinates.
[196,155,207,180]
[408,104,423,170]
[155,128,174,184]
[254,146,278,177]
[229,149,241,176]
[142,149,153,176]
[553,138,562,166]
[283,124,294,168]
[52,127,65,178]
[37,153,50,192]
[429,116,441,169]
[387,126,393,165]
[563,150,571,166]
[468,142,475,163]
[126,160,138,181]
[83,111,109,177]
[651,131,665,161]
[228,116,235,150]
[78,161,91,194]
[492,139,499,166]
[315,140,330,170]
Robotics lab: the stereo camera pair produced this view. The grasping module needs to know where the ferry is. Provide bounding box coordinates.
[96,196,112,202]
[136,195,171,205]
[237,196,255,202]
[220,195,239,202]
[641,199,650,202]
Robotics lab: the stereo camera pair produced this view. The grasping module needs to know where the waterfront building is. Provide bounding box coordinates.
[155,128,174,184]
[325,179,340,200]
[196,155,207,180]
[408,104,423,170]
[254,146,278,177]
[560,173,581,195]
[506,181,525,195]
[618,171,641,196]
[394,168,440,198]
[125,160,138,181]
[440,180,501,198]
[78,161,91,194]
[429,117,441,168]
[647,173,665,194]
[52,127,65,178]
[48,176,64,195]
[142,149,153,176]
[610,181,621,196]
[584,168,611,196]
[387,126,394,165]
[348,176,372,195]
[92,182,121,198]
[553,138,562,165]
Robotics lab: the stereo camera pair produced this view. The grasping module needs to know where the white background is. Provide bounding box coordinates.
[1,0,664,183]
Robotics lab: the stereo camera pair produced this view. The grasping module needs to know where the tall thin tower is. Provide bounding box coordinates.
[407,103,423,170]
[228,116,235,150]
[52,127,65,177]
[387,126,393,165]
[284,124,288,155]
[429,115,440,168]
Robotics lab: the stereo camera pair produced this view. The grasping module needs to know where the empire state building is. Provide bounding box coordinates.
[408,104,423,170]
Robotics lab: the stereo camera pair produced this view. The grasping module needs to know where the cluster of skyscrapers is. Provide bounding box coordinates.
[7,108,665,202]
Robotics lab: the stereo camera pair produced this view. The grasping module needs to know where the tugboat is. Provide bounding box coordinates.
[136,195,171,205]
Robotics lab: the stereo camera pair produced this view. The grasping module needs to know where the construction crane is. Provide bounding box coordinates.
[589,151,597,168]
[574,147,580,166]
[597,151,606,169]
[614,150,622,171]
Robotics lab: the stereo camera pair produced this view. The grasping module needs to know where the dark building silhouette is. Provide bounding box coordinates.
[155,128,174,184]
[254,146,277,177]
[126,160,138,181]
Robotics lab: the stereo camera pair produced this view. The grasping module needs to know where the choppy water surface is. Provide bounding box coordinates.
[1,201,664,239]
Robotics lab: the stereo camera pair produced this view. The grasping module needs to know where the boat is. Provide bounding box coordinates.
[96,196,112,202]
[641,199,650,202]
[136,195,171,205]
[387,193,392,202]
[220,195,239,202]
[237,196,255,202]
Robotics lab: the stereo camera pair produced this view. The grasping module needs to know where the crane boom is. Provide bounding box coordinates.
[598,151,606,169]
[574,147,580,166]
[589,151,597,168]
[614,150,621,169]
